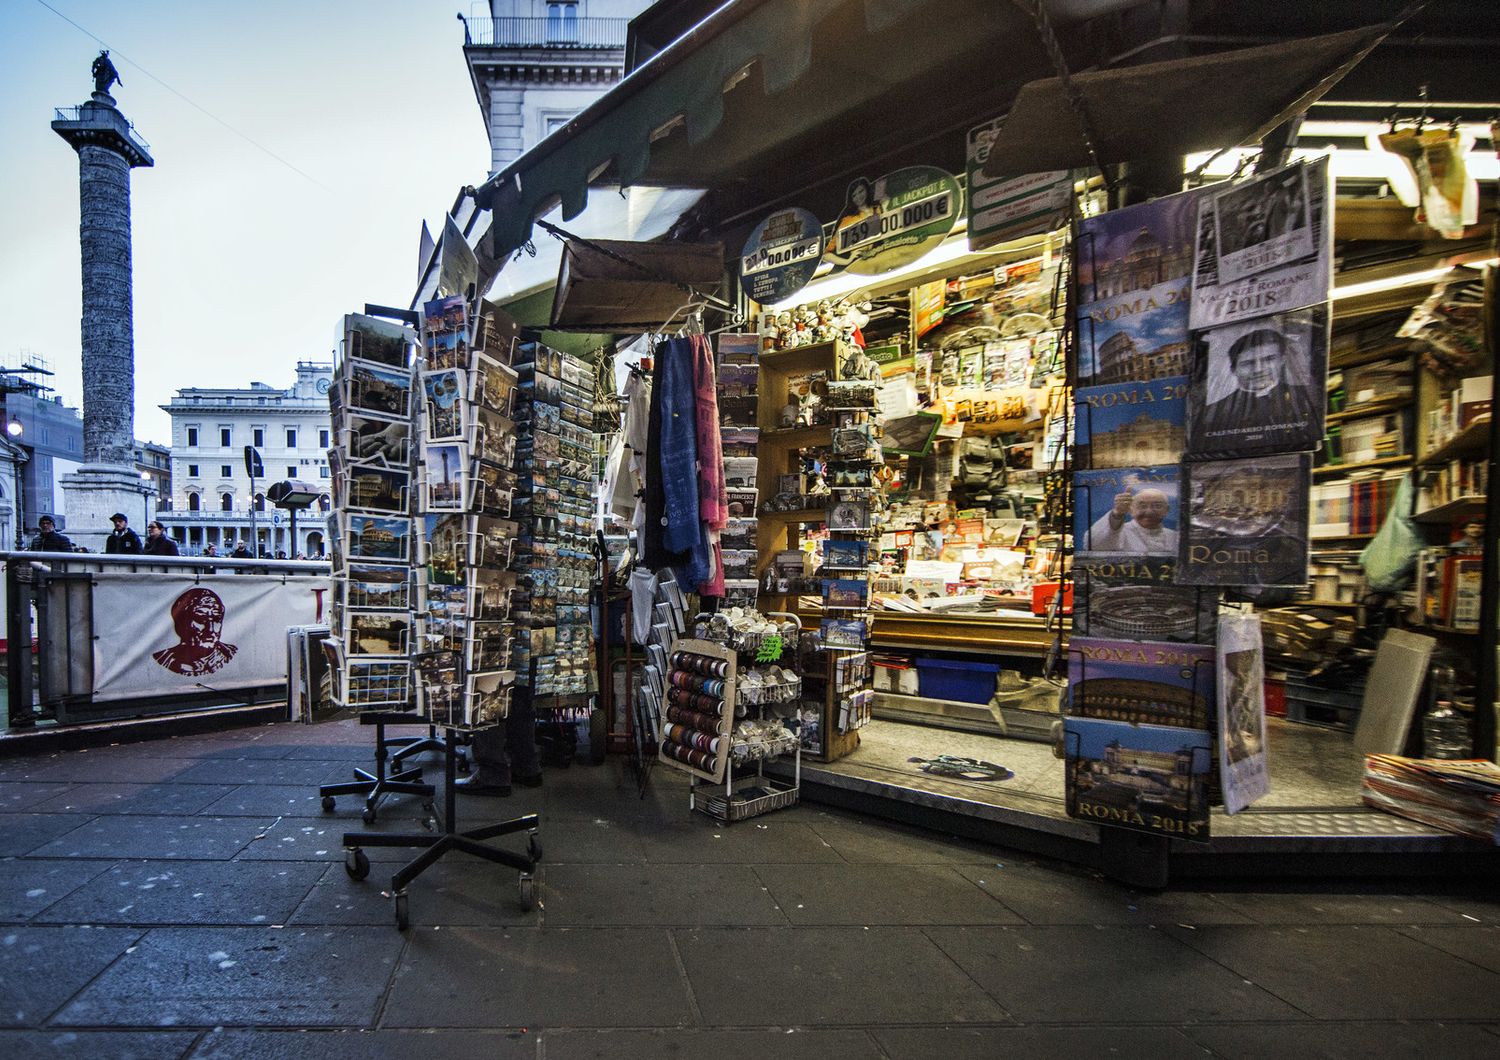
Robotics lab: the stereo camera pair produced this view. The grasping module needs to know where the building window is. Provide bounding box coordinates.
[252,427,265,447]
[319,429,330,449]
[286,428,298,448]
[187,464,199,477]
[254,494,265,512]
[220,464,232,478]
[547,1,579,42]
[219,427,232,447]
[187,492,200,511]
[186,427,198,447]
[286,466,298,479]
[319,465,330,479]
[220,493,233,512]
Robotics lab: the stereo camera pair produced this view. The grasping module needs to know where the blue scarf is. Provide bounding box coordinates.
[658,336,711,584]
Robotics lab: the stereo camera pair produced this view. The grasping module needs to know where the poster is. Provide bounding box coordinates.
[1217,613,1270,813]
[739,207,823,304]
[1074,377,1187,469]
[93,574,332,701]
[825,166,962,275]
[1178,453,1311,587]
[1186,304,1329,458]
[1073,572,1218,644]
[1067,636,1216,730]
[1065,716,1211,841]
[1073,466,1181,560]
[1189,156,1332,330]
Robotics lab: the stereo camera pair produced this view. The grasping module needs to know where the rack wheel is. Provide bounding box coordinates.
[526,830,543,864]
[321,796,335,813]
[394,891,410,931]
[456,754,470,774]
[518,872,539,910]
[421,800,435,815]
[362,806,376,825]
[345,849,370,881]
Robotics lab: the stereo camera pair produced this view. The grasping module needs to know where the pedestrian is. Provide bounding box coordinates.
[275,550,287,560]
[204,544,219,558]
[104,512,142,555]
[143,520,180,556]
[230,541,251,559]
[28,515,73,553]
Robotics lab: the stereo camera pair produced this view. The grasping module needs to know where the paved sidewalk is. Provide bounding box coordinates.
[0,717,1497,1058]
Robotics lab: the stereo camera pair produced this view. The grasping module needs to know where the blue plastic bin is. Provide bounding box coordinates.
[916,657,1001,704]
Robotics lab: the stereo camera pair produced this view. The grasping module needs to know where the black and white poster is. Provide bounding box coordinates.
[1178,453,1311,586]
[1186,305,1328,458]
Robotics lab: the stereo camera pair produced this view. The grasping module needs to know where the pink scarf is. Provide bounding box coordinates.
[692,334,727,530]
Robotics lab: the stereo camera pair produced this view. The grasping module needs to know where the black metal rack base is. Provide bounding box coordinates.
[341,729,541,929]
[319,712,437,824]
[391,724,469,774]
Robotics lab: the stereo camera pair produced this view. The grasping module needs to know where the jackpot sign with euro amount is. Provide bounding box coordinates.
[832,166,962,275]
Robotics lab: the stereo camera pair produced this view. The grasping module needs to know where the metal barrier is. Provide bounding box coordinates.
[4,551,331,729]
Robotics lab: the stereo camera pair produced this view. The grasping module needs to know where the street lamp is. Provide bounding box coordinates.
[7,417,22,437]
[6,417,22,548]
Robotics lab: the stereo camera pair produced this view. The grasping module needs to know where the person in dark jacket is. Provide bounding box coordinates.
[230,541,252,559]
[104,512,143,555]
[143,520,179,556]
[28,515,73,553]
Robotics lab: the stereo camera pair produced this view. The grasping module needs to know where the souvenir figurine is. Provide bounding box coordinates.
[775,310,794,350]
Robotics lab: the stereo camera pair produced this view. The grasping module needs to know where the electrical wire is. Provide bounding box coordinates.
[32,0,333,192]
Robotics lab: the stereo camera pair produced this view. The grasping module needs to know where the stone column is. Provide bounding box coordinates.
[52,89,156,549]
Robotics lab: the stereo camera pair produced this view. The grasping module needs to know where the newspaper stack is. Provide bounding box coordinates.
[1361,754,1500,844]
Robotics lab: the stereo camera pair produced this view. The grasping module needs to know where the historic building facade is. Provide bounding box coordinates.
[160,362,333,556]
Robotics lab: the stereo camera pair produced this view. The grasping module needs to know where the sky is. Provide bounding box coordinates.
[0,0,494,443]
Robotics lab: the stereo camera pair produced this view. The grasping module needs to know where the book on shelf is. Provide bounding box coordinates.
[1418,457,1488,512]
[1327,410,1407,466]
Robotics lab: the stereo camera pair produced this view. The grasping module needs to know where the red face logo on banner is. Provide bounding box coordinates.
[152,588,240,676]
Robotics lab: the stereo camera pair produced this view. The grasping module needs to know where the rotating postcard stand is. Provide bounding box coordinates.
[338,290,541,929]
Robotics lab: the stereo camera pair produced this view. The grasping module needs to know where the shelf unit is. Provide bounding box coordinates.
[1413,495,1488,525]
[1326,397,1412,424]
[1311,454,1411,477]
[1419,415,1492,467]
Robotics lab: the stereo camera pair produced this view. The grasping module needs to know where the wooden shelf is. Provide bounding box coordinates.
[1412,495,1487,524]
[1328,339,1417,371]
[1419,416,1492,467]
[1415,623,1481,636]
[1311,533,1376,543]
[759,507,828,524]
[1312,455,1411,477]
[1325,397,1412,424]
[757,339,839,372]
[1285,599,1362,610]
[759,424,833,448]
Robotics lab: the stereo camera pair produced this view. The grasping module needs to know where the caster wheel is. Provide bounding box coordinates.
[456,755,470,774]
[345,849,370,881]
[394,891,410,931]
[361,807,376,825]
[526,830,543,864]
[422,817,435,832]
[518,872,539,911]
[321,796,335,813]
[421,801,435,814]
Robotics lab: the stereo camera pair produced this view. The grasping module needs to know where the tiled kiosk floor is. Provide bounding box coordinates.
[0,717,1496,1058]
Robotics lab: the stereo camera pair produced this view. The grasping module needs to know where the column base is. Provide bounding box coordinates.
[59,465,155,552]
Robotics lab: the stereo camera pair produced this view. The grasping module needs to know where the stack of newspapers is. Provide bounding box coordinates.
[1362,754,1500,844]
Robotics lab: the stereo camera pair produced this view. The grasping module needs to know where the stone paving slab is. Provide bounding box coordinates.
[954,863,1254,926]
[544,863,789,927]
[0,1029,197,1059]
[382,927,695,1028]
[289,861,539,928]
[202,784,344,817]
[631,815,845,865]
[24,754,196,784]
[190,1028,537,1059]
[1396,923,1500,975]
[872,1025,1212,1059]
[800,809,1006,865]
[0,925,141,1028]
[674,926,1009,1026]
[0,813,99,857]
[924,925,1305,1024]
[1181,1021,1500,1059]
[54,926,404,1028]
[170,759,350,787]
[29,815,278,861]
[29,782,236,816]
[1202,890,1478,925]
[758,863,1023,925]
[0,858,114,922]
[0,781,77,811]
[1166,924,1500,1020]
[236,817,431,863]
[35,860,324,927]
[543,1028,886,1059]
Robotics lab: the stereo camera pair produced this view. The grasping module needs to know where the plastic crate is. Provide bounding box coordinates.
[1283,669,1366,730]
[916,657,1001,705]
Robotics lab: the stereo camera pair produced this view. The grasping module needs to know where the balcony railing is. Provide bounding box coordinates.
[463,16,629,50]
[53,105,152,154]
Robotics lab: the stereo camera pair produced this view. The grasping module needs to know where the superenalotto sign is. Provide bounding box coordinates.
[824,166,962,275]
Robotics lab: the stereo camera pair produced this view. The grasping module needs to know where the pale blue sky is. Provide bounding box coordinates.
[0,0,492,442]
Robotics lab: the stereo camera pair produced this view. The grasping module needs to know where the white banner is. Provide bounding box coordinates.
[92,573,332,702]
[1217,613,1271,814]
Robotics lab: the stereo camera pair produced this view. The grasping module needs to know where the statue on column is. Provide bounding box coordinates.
[91,50,122,96]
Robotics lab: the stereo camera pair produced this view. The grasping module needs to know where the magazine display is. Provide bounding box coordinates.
[1074,377,1187,469]
[1217,614,1270,814]
[1074,185,1210,386]
[1185,305,1328,458]
[1066,636,1215,730]
[1178,453,1311,587]
[1064,715,1212,842]
[1189,156,1332,330]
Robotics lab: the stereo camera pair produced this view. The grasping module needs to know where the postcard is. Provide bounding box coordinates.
[420,512,465,585]
[823,578,870,610]
[346,611,409,657]
[422,443,467,511]
[1073,466,1180,559]
[422,368,467,441]
[346,360,413,419]
[346,564,411,611]
[466,671,515,728]
[470,517,520,568]
[1066,636,1216,729]
[345,515,411,564]
[342,314,412,369]
[1064,715,1211,842]
[1073,376,1187,470]
[471,352,519,415]
[346,465,408,515]
[822,539,870,569]
[1185,305,1328,458]
[346,414,409,468]
[345,658,411,708]
[1177,453,1311,587]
